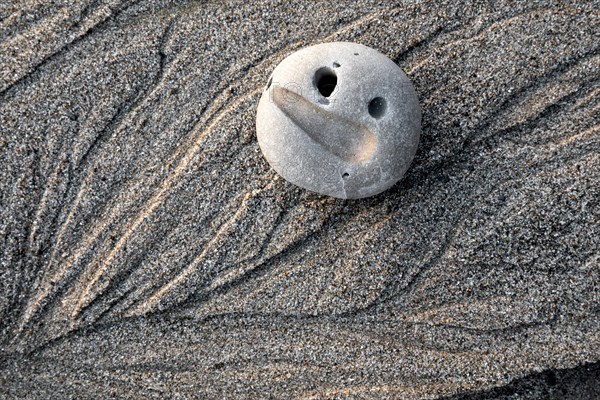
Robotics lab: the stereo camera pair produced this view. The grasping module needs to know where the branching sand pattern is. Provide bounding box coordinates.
[1,1,598,398]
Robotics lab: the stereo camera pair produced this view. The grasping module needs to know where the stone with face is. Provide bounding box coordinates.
[256,42,421,199]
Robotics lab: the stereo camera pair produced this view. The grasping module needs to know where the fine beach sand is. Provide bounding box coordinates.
[1,0,599,398]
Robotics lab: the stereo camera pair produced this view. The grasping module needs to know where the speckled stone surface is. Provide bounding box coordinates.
[256,42,421,199]
[1,1,599,399]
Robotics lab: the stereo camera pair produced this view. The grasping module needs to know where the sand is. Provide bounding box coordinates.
[1,0,599,398]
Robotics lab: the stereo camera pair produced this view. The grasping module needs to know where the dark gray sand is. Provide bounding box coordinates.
[1,0,599,398]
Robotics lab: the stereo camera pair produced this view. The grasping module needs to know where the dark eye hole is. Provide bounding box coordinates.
[368,97,387,119]
[314,67,337,97]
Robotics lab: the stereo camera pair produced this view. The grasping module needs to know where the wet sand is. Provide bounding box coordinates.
[1,0,599,398]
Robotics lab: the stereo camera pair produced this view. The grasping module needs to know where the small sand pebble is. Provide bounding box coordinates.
[256,42,421,199]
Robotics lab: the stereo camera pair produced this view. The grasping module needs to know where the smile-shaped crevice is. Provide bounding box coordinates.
[273,86,377,163]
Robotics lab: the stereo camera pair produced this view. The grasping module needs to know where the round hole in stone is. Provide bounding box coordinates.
[354,53,359,56]
[314,67,337,97]
[368,97,387,119]
[342,172,350,178]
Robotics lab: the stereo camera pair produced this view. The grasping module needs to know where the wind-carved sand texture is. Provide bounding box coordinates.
[1,1,599,399]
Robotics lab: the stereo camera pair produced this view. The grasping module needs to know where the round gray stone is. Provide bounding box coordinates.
[256,42,421,199]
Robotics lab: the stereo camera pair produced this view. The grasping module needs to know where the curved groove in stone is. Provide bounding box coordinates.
[273,86,377,163]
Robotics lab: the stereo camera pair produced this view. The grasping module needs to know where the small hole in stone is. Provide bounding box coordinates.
[265,76,272,91]
[354,53,359,56]
[368,97,387,119]
[314,67,337,97]
[342,172,350,178]
[333,62,341,68]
